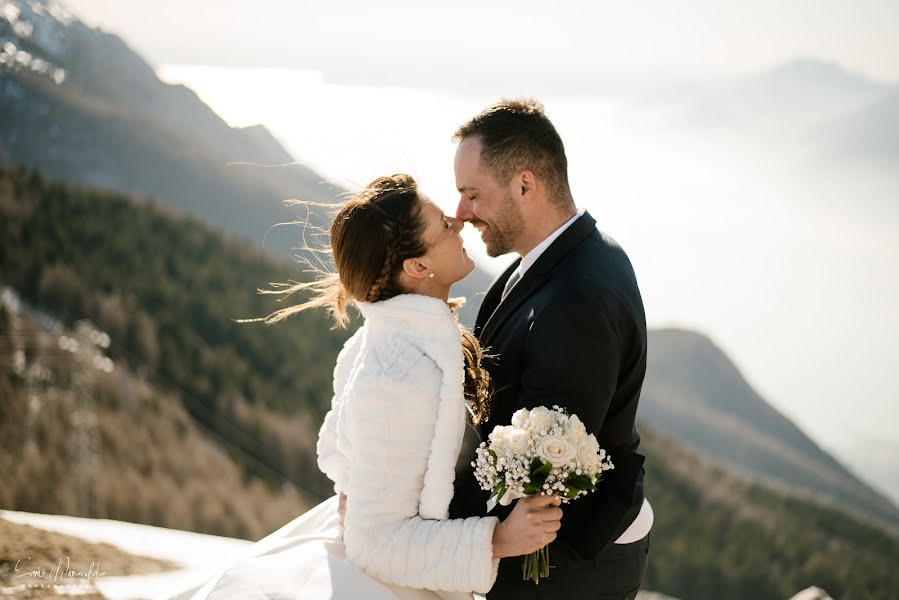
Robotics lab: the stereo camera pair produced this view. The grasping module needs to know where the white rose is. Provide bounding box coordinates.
[488,425,510,450]
[577,440,599,468]
[511,408,530,428]
[507,427,530,454]
[536,435,577,466]
[565,414,587,443]
[529,407,555,433]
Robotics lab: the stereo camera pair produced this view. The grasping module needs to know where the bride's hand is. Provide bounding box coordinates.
[491,494,563,559]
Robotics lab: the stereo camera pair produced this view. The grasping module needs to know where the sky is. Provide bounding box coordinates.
[65,0,899,86]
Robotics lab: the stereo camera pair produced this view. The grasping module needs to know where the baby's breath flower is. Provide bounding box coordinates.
[473,406,611,515]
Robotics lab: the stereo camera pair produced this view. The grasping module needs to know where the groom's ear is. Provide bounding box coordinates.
[401,257,430,280]
[515,170,536,202]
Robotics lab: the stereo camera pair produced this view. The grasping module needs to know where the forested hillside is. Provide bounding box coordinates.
[0,298,310,540]
[0,165,350,502]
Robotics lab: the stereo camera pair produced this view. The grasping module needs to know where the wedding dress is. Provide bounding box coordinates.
[180,495,445,600]
[174,294,498,600]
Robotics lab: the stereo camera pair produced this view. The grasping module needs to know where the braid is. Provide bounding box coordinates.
[365,204,424,303]
[366,216,400,302]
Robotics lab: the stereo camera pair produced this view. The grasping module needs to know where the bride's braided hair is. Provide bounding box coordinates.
[365,231,397,302]
[364,196,423,303]
[249,174,492,423]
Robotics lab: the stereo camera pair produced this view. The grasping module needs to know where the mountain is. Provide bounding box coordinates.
[730,59,886,123]
[810,90,899,168]
[0,0,495,323]
[658,58,899,182]
[0,163,354,508]
[3,165,898,599]
[669,59,893,132]
[841,435,899,514]
[639,328,899,530]
[0,0,338,260]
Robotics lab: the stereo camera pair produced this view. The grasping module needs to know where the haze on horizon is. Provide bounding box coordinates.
[65,0,899,86]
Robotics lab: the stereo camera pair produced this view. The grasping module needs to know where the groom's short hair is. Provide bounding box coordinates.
[453,98,572,207]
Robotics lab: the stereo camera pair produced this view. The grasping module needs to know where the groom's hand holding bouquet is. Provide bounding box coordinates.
[473,406,614,584]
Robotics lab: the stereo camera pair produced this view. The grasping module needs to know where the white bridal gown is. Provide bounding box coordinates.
[178,494,459,600]
[171,421,485,600]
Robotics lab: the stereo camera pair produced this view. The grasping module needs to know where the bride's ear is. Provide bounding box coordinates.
[402,257,431,280]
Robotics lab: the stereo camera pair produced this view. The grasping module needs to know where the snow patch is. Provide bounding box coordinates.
[0,0,72,83]
[1,509,253,600]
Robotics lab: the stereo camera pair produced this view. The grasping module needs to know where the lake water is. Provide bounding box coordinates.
[158,65,899,500]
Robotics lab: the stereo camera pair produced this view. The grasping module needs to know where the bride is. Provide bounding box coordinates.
[179,174,563,600]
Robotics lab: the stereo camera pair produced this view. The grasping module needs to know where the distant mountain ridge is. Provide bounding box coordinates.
[639,328,899,530]
[736,58,886,117]
[662,58,899,177]
[812,90,899,168]
[0,0,338,260]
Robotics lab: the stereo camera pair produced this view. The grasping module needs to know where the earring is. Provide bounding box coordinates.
[428,272,435,279]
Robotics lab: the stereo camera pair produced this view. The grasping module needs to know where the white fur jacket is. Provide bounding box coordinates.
[316,294,500,595]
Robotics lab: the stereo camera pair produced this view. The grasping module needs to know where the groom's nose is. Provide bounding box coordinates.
[455,195,473,222]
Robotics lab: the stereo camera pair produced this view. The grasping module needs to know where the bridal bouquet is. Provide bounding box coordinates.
[472,405,614,584]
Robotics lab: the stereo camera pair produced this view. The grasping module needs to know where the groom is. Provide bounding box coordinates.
[449,98,652,599]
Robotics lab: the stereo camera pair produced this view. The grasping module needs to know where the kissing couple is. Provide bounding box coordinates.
[181,98,652,600]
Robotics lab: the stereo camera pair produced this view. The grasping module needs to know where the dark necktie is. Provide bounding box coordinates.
[500,270,521,302]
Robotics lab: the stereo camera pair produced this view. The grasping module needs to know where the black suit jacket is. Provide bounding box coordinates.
[449,211,648,594]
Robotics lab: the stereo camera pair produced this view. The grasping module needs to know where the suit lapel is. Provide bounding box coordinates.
[479,211,598,347]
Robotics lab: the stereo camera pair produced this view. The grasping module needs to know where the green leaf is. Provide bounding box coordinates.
[534,460,553,476]
[492,481,506,498]
[566,475,595,491]
[528,460,553,492]
[564,485,581,500]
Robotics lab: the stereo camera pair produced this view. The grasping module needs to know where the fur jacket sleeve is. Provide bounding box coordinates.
[316,324,366,494]
[316,294,500,594]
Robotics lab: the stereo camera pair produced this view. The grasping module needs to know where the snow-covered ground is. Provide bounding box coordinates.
[1,509,700,600]
[1,509,252,599]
